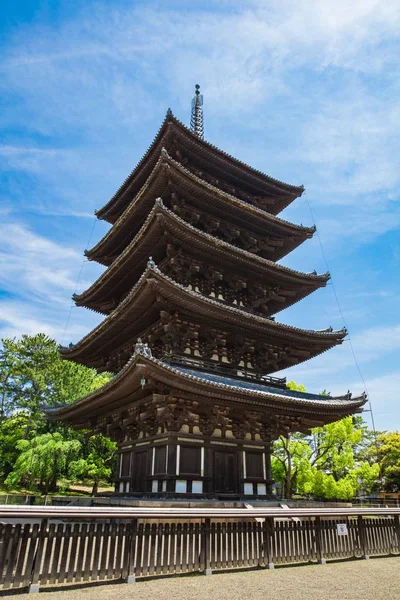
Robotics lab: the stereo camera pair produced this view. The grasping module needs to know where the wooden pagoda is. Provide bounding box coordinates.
[48,91,366,498]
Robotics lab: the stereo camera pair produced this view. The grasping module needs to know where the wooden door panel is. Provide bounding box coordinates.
[132,450,147,492]
[214,451,238,493]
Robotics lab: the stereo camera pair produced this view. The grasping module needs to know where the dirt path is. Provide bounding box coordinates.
[9,557,400,600]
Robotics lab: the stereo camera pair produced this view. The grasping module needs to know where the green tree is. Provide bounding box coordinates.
[69,434,116,496]
[0,334,114,492]
[0,414,30,479]
[378,432,400,492]
[0,334,110,433]
[0,341,18,420]
[352,416,380,463]
[272,382,379,500]
[272,381,311,498]
[311,417,362,479]
[272,433,312,499]
[5,433,81,494]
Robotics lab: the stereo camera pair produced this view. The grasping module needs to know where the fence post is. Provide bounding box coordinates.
[203,518,212,575]
[29,518,48,593]
[126,519,137,584]
[262,518,274,569]
[315,517,326,564]
[357,516,369,560]
[394,515,400,554]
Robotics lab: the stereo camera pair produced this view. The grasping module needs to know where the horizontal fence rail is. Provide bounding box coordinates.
[0,506,399,592]
[1,506,400,519]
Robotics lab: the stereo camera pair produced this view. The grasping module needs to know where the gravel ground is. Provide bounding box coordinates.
[6,557,400,600]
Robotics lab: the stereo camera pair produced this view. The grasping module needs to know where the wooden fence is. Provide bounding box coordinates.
[0,507,399,592]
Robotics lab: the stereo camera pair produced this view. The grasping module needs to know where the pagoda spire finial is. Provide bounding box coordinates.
[190,84,204,140]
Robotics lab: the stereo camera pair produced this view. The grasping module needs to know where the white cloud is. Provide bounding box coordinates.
[0,221,90,303]
[300,98,400,198]
[315,207,400,248]
[1,0,398,249]
[0,146,60,173]
[0,301,89,341]
[338,372,400,432]
[351,325,400,363]
[0,219,105,343]
[283,324,400,381]
[2,1,399,118]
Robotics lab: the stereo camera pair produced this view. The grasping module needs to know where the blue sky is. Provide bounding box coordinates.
[1,0,399,431]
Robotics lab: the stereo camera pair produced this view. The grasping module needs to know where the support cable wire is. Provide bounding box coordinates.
[303,191,379,445]
[61,216,97,346]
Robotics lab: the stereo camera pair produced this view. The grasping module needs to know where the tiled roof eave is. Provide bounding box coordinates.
[75,201,329,307]
[96,111,304,220]
[45,352,366,421]
[96,111,304,221]
[162,153,313,233]
[63,263,346,362]
[170,113,303,193]
[153,359,367,409]
[87,151,314,262]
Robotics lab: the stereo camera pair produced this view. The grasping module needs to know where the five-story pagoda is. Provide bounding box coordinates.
[48,86,367,498]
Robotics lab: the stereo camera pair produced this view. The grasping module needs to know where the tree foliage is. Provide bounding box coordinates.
[5,433,81,494]
[272,382,379,500]
[0,414,30,479]
[69,435,116,496]
[0,334,110,423]
[0,334,115,494]
[378,432,400,492]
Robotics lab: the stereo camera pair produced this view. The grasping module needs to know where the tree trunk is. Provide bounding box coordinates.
[49,456,58,492]
[91,480,99,497]
[286,474,292,499]
[286,454,292,499]
[23,421,31,440]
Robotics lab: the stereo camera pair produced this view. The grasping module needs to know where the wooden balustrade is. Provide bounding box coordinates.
[0,507,399,592]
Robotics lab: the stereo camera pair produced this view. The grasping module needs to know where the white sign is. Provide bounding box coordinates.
[337,523,348,536]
